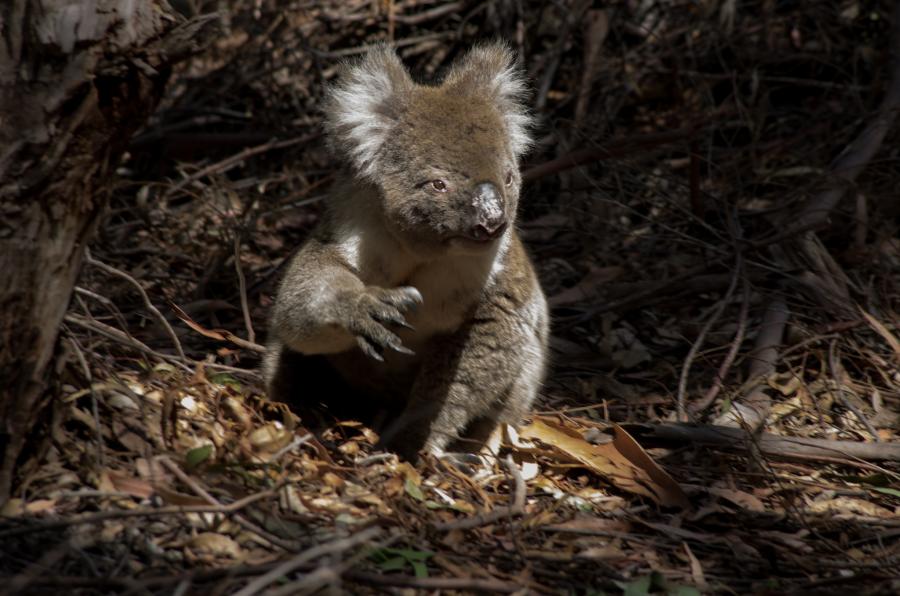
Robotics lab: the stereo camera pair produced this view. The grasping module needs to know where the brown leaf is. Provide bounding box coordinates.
[542,516,632,534]
[859,307,900,364]
[106,470,155,499]
[612,425,690,508]
[707,487,766,512]
[188,533,243,559]
[519,418,687,507]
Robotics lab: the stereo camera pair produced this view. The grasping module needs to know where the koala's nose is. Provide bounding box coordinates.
[471,182,507,242]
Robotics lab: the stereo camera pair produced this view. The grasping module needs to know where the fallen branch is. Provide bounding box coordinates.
[623,423,900,462]
[232,526,382,596]
[787,0,900,235]
[0,488,280,539]
[713,297,789,430]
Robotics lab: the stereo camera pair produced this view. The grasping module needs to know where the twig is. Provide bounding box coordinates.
[0,488,280,539]
[314,33,452,58]
[85,249,186,361]
[535,0,591,110]
[74,286,133,339]
[392,2,463,25]
[522,126,701,183]
[163,133,320,199]
[676,253,742,421]
[828,340,880,441]
[65,335,105,468]
[690,278,750,416]
[159,456,299,551]
[270,433,313,462]
[433,456,525,531]
[169,301,266,353]
[64,313,193,374]
[573,9,609,126]
[233,235,255,344]
[787,0,900,235]
[232,526,381,596]
[261,533,400,596]
[343,571,520,593]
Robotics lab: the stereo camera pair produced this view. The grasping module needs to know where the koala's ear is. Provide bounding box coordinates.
[445,41,533,158]
[325,45,414,178]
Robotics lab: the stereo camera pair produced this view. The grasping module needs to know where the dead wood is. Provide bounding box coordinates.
[0,3,214,504]
[624,422,900,463]
[714,298,790,430]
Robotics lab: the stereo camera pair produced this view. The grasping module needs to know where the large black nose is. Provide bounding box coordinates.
[470,182,507,242]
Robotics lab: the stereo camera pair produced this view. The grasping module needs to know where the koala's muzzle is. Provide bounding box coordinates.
[469,182,507,242]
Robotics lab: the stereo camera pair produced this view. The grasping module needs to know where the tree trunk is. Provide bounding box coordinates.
[0,1,207,504]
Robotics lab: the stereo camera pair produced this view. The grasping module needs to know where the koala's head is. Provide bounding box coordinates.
[324,42,532,255]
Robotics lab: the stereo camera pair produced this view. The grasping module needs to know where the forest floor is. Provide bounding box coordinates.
[3,1,900,594]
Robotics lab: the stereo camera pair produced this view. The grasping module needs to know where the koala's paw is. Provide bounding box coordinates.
[342,286,422,361]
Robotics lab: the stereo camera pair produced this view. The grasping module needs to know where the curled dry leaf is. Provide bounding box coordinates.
[105,469,155,499]
[248,421,293,455]
[188,532,244,559]
[806,496,895,518]
[518,418,689,508]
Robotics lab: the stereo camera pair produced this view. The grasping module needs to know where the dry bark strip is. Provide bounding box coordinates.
[0,2,216,505]
[624,423,900,463]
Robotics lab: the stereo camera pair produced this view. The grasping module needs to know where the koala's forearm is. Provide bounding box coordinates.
[271,241,364,355]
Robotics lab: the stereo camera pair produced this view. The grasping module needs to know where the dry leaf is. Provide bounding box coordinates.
[248,422,293,455]
[860,307,900,364]
[612,425,690,509]
[707,487,766,512]
[519,418,688,508]
[107,470,155,499]
[543,516,632,534]
[806,496,895,518]
[189,533,243,559]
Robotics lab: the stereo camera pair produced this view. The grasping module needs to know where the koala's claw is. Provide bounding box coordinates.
[371,303,415,331]
[356,336,385,362]
[438,451,490,475]
[376,286,423,311]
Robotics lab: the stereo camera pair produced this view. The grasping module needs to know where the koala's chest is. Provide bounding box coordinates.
[401,263,480,339]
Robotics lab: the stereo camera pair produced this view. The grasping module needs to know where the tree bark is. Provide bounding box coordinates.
[0,1,207,504]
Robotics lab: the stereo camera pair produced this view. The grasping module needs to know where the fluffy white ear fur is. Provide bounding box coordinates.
[324,45,413,179]
[325,42,532,177]
[444,41,533,158]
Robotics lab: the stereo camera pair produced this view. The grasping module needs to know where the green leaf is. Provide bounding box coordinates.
[368,547,432,577]
[377,557,407,572]
[616,575,651,596]
[209,373,241,390]
[404,477,425,501]
[671,587,701,596]
[873,486,900,498]
[832,473,891,486]
[185,444,213,468]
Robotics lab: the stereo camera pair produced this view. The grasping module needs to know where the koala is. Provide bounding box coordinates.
[263,42,549,461]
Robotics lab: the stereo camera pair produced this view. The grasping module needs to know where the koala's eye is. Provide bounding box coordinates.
[505,171,514,187]
[430,179,448,192]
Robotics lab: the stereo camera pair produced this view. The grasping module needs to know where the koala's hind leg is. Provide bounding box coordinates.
[380,307,547,460]
[264,341,382,429]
